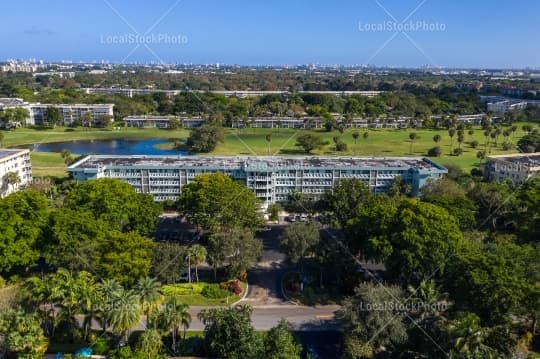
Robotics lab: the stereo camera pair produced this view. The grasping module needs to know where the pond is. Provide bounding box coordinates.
[31,138,188,156]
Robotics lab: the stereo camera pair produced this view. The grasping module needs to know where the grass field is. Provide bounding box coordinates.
[1,124,532,177]
[212,126,530,172]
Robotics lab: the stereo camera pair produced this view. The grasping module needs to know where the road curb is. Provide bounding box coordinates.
[231,280,249,306]
[281,271,300,306]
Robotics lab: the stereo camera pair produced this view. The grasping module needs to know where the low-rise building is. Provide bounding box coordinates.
[27,103,114,126]
[68,155,447,204]
[123,115,204,128]
[0,149,32,198]
[485,153,540,183]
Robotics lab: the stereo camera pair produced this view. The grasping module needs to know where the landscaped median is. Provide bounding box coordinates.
[282,271,343,306]
[162,280,247,306]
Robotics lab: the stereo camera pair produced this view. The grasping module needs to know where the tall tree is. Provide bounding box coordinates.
[157,296,192,349]
[338,283,408,355]
[134,277,163,325]
[177,173,263,232]
[108,287,142,341]
[65,178,161,235]
[0,190,50,273]
[0,310,48,359]
[279,222,320,272]
[295,134,328,154]
[199,305,263,359]
[189,244,207,282]
[264,319,302,359]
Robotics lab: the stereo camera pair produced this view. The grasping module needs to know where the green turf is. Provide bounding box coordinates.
[0,124,532,177]
[212,126,530,172]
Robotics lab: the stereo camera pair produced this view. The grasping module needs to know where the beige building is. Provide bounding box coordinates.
[485,153,540,183]
[0,149,32,197]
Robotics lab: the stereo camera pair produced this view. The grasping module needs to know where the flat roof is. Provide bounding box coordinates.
[0,148,29,160]
[69,155,447,172]
[488,153,540,166]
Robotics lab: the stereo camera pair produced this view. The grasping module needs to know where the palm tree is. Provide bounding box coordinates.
[446,313,492,355]
[134,277,163,325]
[409,132,418,154]
[76,272,102,341]
[136,328,163,358]
[60,149,73,165]
[265,133,272,155]
[98,279,123,332]
[457,134,465,150]
[448,128,456,152]
[352,131,359,144]
[158,296,192,349]
[3,171,20,192]
[189,244,207,283]
[108,288,142,342]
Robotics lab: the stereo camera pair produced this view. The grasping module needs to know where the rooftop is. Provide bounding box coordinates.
[0,148,29,160]
[69,155,447,172]
[488,153,540,167]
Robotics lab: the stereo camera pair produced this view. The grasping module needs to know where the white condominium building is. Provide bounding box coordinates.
[68,155,447,204]
[0,149,32,198]
[27,104,114,126]
[485,153,540,183]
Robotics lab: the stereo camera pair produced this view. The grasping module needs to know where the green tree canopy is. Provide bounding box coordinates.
[295,133,328,154]
[177,173,263,232]
[0,309,48,359]
[263,319,302,359]
[338,283,408,353]
[186,124,225,152]
[199,305,263,359]
[0,190,50,273]
[64,178,161,235]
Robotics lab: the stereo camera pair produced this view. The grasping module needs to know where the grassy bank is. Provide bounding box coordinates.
[1,124,532,177]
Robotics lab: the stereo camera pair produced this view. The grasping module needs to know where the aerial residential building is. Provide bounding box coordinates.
[82,87,385,98]
[0,99,115,127]
[0,149,32,198]
[123,115,204,128]
[68,155,447,204]
[487,100,529,113]
[27,103,114,126]
[485,153,540,183]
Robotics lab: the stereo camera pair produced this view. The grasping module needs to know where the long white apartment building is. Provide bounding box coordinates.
[27,103,114,126]
[68,155,447,204]
[0,98,114,127]
[485,153,540,183]
[0,149,32,198]
[82,87,385,98]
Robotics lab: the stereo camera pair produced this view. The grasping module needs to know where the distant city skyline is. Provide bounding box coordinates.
[1,0,539,68]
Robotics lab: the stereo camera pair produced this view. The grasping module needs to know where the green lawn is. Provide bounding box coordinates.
[210,126,530,172]
[161,282,246,306]
[0,124,533,177]
[1,126,190,148]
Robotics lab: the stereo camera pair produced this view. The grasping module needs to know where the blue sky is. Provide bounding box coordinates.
[1,0,539,68]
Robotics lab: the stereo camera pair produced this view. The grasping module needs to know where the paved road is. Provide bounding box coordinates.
[108,304,340,332]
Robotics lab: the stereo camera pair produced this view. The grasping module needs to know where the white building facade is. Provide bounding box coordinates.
[0,149,32,198]
[485,153,540,183]
[68,155,447,204]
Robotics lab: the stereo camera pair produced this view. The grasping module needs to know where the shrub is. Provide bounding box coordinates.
[221,279,244,295]
[453,148,463,156]
[427,146,441,157]
[201,284,230,299]
[92,337,111,355]
[470,168,484,177]
[470,140,479,148]
[502,141,513,151]
[162,283,205,296]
